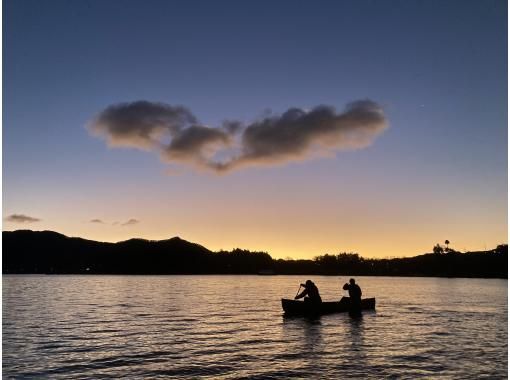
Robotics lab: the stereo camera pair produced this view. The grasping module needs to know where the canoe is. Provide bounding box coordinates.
[281,296,376,316]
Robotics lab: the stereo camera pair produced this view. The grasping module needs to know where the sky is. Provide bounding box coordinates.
[3,0,507,259]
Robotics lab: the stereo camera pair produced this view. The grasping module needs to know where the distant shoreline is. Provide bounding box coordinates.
[2,274,508,280]
[3,230,507,279]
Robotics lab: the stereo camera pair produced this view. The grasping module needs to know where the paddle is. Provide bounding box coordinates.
[294,284,302,298]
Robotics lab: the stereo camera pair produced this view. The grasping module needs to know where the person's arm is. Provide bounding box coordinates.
[295,288,308,299]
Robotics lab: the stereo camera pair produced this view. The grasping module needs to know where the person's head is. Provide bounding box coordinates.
[349,278,355,285]
[305,280,313,287]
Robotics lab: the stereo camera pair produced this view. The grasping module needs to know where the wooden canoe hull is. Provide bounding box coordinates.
[281,296,376,316]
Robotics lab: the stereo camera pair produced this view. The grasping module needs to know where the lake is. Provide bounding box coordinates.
[3,275,507,379]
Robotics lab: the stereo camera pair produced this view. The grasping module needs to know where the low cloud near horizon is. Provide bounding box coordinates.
[5,214,41,223]
[90,218,140,226]
[88,100,388,173]
[121,218,140,226]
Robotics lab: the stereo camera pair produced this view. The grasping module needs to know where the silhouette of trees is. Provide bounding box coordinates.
[433,240,460,255]
[2,230,507,278]
[312,253,364,275]
[494,244,508,255]
[433,244,444,255]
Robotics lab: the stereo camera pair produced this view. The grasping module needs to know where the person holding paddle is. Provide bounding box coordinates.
[295,280,322,304]
[343,278,362,315]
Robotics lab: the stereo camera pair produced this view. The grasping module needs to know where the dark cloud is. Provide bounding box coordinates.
[164,125,232,167]
[90,219,105,224]
[221,120,243,134]
[121,218,140,226]
[88,100,388,173]
[5,214,41,223]
[228,100,387,170]
[88,101,196,149]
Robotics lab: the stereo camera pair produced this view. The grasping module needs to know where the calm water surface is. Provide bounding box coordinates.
[3,275,507,379]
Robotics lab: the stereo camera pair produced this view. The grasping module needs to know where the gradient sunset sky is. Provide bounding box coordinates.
[3,0,507,259]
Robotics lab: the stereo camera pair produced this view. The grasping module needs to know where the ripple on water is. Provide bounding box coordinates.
[2,275,507,379]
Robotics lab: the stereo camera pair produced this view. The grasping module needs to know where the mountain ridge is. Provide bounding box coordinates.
[2,230,507,278]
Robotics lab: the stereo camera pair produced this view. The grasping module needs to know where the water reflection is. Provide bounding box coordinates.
[303,319,323,350]
[281,314,325,375]
[3,276,507,379]
[346,314,367,363]
[282,315,323,349]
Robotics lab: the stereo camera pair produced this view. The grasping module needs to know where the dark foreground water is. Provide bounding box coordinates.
[3,275,507,379]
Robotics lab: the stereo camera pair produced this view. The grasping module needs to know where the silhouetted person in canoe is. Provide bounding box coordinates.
[343,278,362,315]
[295,280,322,305]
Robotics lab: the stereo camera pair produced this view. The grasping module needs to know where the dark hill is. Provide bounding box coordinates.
[3,230,271,274]
[2,230,507,278]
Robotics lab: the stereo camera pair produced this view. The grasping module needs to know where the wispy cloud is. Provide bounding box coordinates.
[121,218,140,226]
[88,100,388,173]
[89,219,139,226]
[5,214,41,223]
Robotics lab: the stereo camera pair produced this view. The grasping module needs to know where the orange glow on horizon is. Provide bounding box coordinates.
[3,163,506,260]
[3,217,506,260]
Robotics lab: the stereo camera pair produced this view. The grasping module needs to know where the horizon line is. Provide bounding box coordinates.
[3,228,506,261]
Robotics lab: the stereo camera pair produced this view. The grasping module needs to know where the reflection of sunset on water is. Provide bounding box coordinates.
[5,276,506,378]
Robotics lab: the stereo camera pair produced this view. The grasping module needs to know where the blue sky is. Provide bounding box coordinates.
[3,0,507,258]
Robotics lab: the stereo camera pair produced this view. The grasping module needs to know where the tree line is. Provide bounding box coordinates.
[3,230,507,278]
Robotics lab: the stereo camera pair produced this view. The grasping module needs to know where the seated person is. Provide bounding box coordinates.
[343,278,362,314]
[295,280,322,303]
